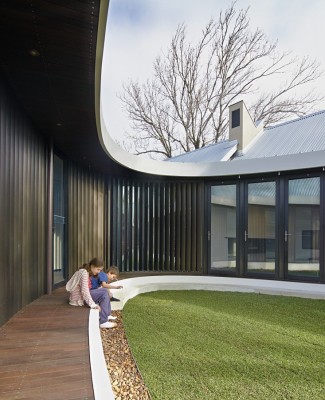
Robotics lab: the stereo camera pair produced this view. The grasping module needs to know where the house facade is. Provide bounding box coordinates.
[168,101,325,284]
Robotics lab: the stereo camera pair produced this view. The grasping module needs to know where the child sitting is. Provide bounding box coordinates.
[98,265,123,302]
[66,257,117,329]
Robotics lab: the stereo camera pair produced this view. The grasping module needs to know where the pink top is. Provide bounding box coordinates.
[66,269,96,308]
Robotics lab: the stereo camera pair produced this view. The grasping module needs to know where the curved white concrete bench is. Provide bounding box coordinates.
[110,275,325,312]
[89,309,115,400]
[91,275,325,400]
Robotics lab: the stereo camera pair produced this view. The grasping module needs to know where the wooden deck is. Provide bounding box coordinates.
[0,287,94,400]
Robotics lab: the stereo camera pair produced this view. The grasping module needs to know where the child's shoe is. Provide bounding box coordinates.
[100,321,117,329]
[69,300,84,306]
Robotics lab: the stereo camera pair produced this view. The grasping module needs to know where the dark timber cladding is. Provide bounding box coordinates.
[0,77,48,326]
[65,172,206,278]
[67,162,107,275]
[0,0,112,325]
[108,178,205,273]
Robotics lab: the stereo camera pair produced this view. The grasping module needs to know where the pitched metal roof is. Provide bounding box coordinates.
[167,110,325,169]
[235,110,325,160]
[167,140,238,163]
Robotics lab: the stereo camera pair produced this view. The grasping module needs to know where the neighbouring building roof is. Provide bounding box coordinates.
[167,108,325,164]
[167,139,238,163]
[235,109,325,160]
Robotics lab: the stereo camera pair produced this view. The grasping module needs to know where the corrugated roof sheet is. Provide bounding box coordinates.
[167,140,238,163]
[235,110,325,160]
[166,109,325,166]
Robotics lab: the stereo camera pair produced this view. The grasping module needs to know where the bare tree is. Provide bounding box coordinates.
[119,1,323,159]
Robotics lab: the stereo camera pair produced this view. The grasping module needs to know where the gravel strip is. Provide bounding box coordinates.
[101,311,151,400]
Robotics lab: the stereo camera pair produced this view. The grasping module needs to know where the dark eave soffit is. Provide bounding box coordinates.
[0,0,120,174]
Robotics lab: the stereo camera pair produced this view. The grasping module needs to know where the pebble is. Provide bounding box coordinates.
[101,311,151,400]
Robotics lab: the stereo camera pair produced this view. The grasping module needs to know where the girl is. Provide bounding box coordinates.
[66,257,116,329]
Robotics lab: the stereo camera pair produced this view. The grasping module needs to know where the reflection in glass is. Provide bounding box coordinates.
[247,181,276,273]
[288,178,320,278]
[210,185,236,272]
[53,155,65,284]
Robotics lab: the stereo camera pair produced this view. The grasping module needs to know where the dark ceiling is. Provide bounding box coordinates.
[0,0,121,174]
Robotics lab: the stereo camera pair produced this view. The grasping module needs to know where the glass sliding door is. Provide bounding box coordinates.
[210,184,237,273]
[246,181,276,274]
[287,177,320,278]
[53,154,65,284]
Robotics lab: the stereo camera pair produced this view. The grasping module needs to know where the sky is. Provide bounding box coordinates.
[101,0,325,148]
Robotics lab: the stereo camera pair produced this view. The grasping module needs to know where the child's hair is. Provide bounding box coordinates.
[107,265,119,278]
[80,257,104,274]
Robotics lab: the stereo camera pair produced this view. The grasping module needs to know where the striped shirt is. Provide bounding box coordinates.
[66,268,96,308]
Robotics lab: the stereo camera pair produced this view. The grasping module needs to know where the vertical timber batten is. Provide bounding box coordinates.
[108,178,205,274]
[46,142,53,294]
[66,163,106,277]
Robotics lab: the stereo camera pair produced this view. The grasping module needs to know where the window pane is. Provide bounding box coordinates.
[288,178,320,278]
[247,181,276,273]
[211,185,236,272]
[232,109,240,128]
[53,155,65,284]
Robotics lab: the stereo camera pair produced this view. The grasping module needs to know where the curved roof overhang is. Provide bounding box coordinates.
[2,1,324,179]
[95,2,325,178]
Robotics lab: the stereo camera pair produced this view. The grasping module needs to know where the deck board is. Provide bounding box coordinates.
[0,287,94,400]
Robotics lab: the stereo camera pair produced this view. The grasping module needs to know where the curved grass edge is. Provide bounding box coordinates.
[123,290,325,400]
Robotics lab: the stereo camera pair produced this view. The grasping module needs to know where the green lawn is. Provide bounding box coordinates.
[123,291,325,400]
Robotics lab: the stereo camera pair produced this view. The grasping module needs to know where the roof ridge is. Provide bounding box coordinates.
[266,109,325,130]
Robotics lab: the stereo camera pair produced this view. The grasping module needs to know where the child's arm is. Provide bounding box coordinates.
[101,281,123,289]
[80,270,101,310]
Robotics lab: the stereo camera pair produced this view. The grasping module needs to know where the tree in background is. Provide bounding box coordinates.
[119,2,323,159]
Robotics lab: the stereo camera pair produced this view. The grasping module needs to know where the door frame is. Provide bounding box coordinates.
[242,178,278,279]
[283,174,322,282]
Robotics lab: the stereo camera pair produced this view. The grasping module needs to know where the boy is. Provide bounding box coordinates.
[98,265,123,302]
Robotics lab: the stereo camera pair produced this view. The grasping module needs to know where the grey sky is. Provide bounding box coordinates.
[101,0,325,145]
